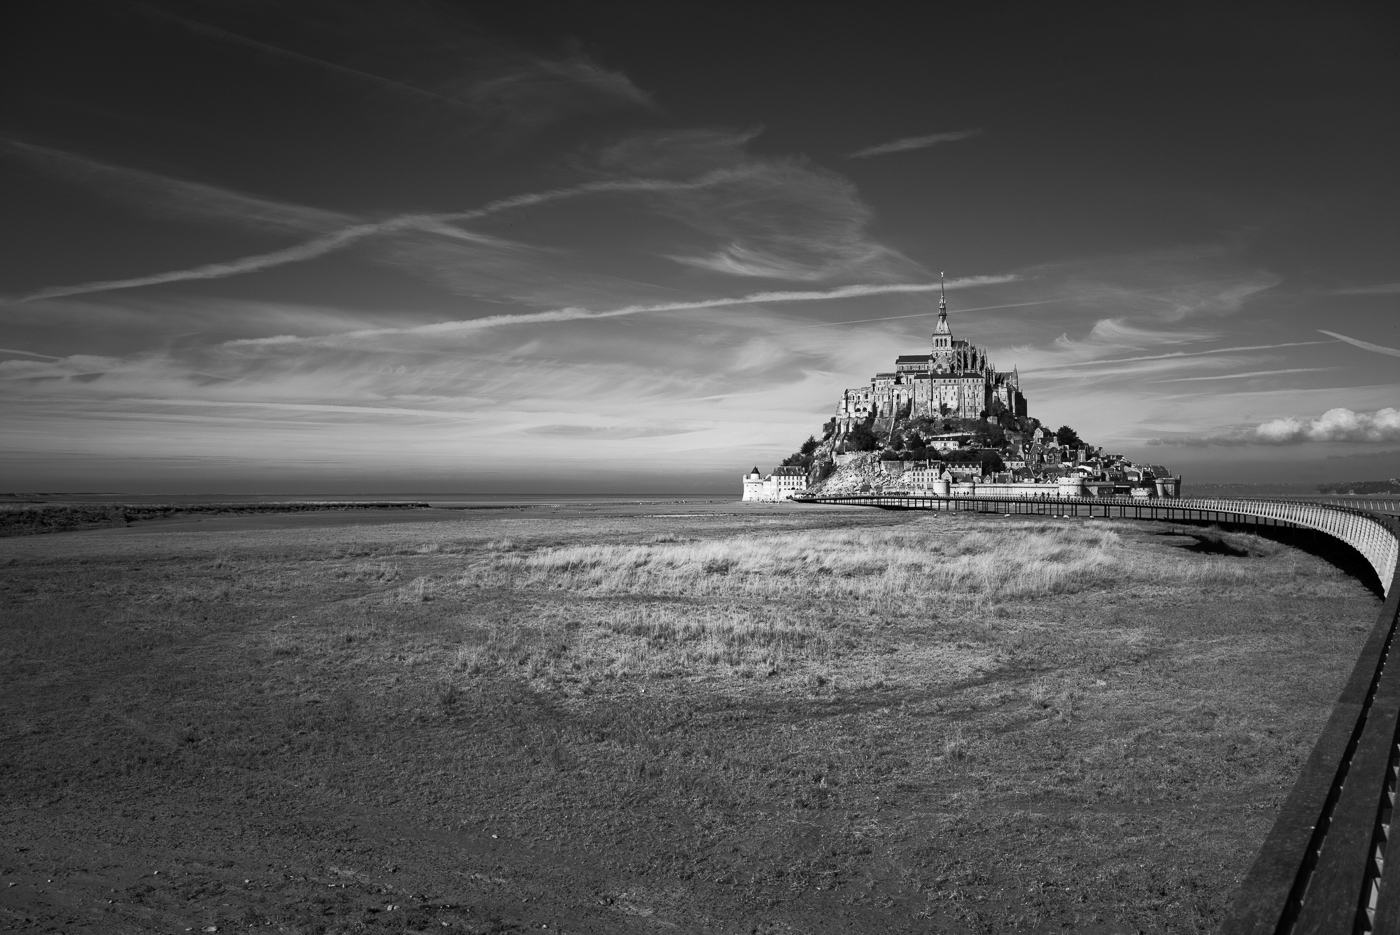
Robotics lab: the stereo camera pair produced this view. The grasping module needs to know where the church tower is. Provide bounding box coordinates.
[933,272,951,343]
[830,268,1031,430]
[930,272,955,372]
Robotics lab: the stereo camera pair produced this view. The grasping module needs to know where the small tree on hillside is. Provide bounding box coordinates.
[781,435,822,470]
[974,420,1007,449]
[1055,425,1084,448]
[844,423,878,452]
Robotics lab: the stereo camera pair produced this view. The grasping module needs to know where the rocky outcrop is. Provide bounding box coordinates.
[806,452,902,496]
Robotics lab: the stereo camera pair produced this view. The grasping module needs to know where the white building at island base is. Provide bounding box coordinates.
[742,466,808,501]
[894,473,1181,499]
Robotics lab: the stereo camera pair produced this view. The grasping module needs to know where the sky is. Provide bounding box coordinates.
[1,1,1397,494]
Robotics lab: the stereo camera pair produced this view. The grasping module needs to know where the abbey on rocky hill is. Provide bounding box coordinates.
[833,275,1027,438]
[742,277,1181,502]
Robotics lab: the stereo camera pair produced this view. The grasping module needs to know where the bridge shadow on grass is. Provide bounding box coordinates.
[1155,520,1385,598]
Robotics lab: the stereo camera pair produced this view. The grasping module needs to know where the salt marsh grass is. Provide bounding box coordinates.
[464,519,1313,601]
[1,506,1378,933]
[430,519,1345,687]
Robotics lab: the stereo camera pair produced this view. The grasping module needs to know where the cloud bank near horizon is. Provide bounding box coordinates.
[1151,408,1400,447]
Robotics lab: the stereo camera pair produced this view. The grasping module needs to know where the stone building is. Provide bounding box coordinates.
[742,465,808,502]
[833,278,1027,436]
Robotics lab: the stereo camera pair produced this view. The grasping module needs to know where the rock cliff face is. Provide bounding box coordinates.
[806,452,897,496]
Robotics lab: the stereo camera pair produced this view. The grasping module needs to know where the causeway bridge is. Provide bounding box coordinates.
[793,492,1400,933]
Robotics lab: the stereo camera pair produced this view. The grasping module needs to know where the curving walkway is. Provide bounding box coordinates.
[794,493,1396,597]
[793,492,1400,933]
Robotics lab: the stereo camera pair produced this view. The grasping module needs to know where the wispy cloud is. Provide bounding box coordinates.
[13,221,428,304]
[130,397,479,419]
[1151,367,1335,384]
[224,275,1018,348]
[605,129,926,284]
[1327,447,1400,461]
[134,3,655,131]
[1333,282,1400,295]
[0,291,911,485]
[1012,317,1222,378]
[846,129,984,159]
[1319,329,1400,358]
[134,3,466,108]
[461,56,658,134]
[797,300,1054,329]
[6,142,350,234]
[8,169,762,303]
[0,347,60,360]
[1039,340,1335,370]
[11,130,928,308]
[522,424,693,439]
[669,243,862,280]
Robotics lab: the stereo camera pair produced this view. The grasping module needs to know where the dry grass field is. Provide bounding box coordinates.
[0,505,1383,933]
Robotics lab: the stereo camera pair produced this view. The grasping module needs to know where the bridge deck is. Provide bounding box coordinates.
[793,493,1400,933]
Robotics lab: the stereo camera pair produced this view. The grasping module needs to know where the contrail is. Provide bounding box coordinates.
[130,397,476,419]
[1046,340,1336,369]
[1319,329,1400,358]
[132,3,464,109]
[0,346,61,360]
[796,300,1052,328]
[847,129,983,159]
[1153,367,1335,384]
[18,223,395,303]
[14,215,517,304]
[7,140,352,234]
[10,169,757,304]
[224,276,1019,348]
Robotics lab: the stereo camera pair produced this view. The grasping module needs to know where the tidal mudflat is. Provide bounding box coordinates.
[0,503,1381,933]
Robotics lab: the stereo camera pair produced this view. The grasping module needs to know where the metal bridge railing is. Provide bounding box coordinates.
[792,492,1400,932]
[792,493,1397,598]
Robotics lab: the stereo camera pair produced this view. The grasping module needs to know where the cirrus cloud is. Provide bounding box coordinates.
[221,274,1017,349]
[846,129,984,158]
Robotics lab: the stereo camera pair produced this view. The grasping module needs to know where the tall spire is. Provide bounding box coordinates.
[934,271,951,335]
